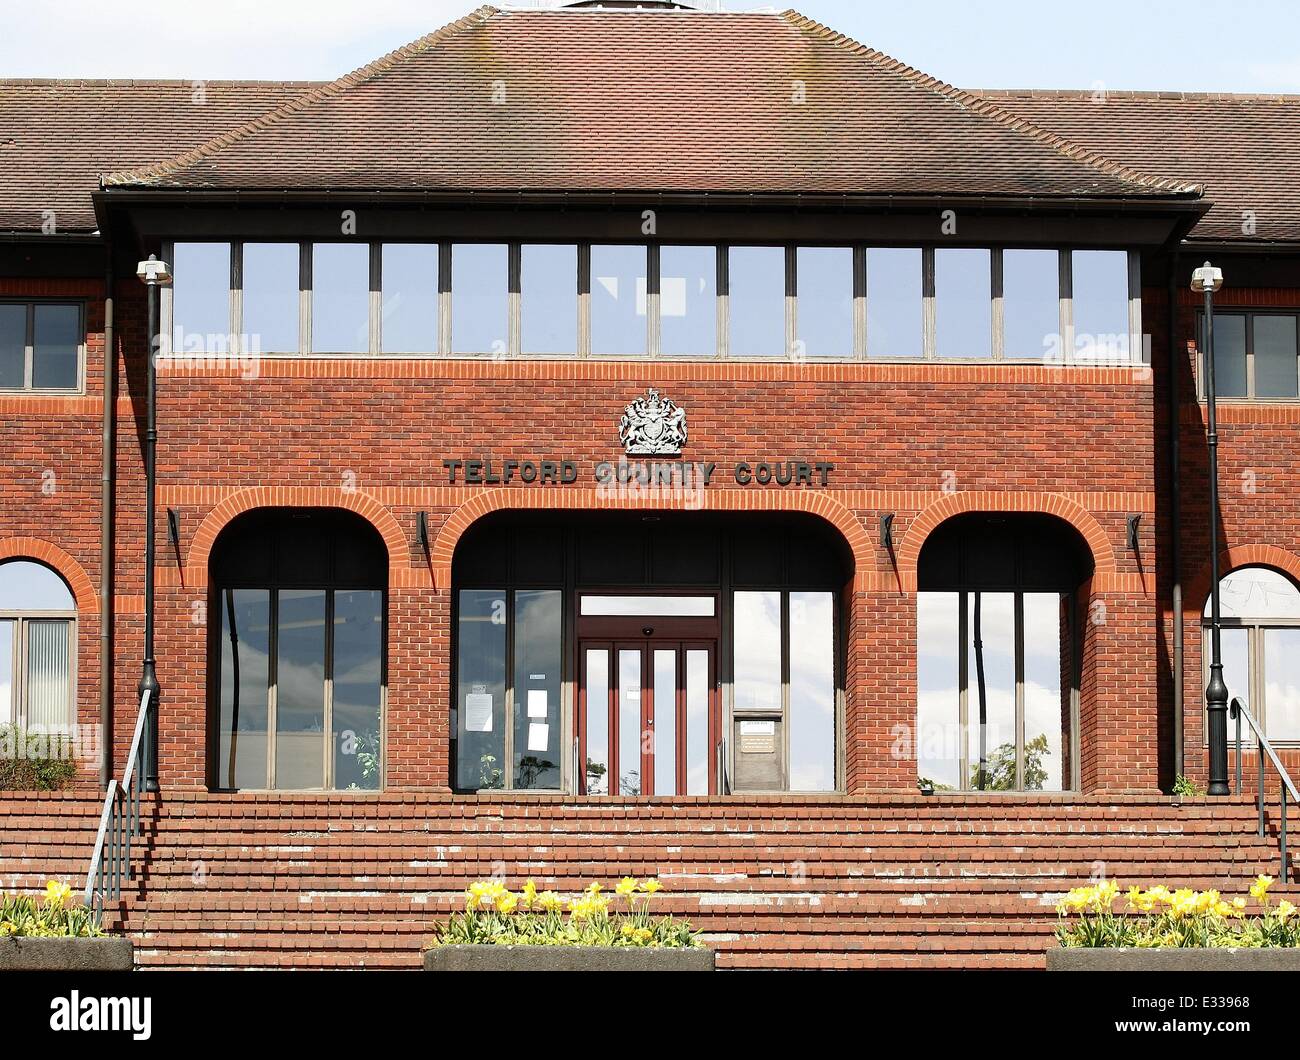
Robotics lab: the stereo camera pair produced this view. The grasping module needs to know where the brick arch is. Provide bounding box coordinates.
[0,537,98,614]
[1185,543,1300,616]
[184,486,408,587]
[429,488,872,591]
[896,491,1116,592]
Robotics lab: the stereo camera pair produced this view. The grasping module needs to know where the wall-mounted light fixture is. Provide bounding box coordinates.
[167,507,180,551]
[416,510,430,555]
[1126,513,1141,553]
[880,512,895,551]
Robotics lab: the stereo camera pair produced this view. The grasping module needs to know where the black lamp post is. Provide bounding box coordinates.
[136,254,171,793]
[1192,261,1229,796]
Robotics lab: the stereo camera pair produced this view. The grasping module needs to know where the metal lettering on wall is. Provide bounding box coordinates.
[440,388,833,487]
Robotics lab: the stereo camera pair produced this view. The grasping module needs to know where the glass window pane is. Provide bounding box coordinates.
[1206,314,1247,398]
[618,648,642,795]
[968,591,1015,790]
[866,248,921,358]
[789,591,835,791]
[1072,250,1130,363]
[1221,627,1251,743]
[795,247,853,358]
[218,589,270,789]
[1215,567,1300,620]
[0,561,76,611]
[451,243,507,355]
[456,589,507,790]
[685,648,709,795]
[0,619,13,726]
[590,245,647,355]
[380,244,438,354]
[1022,593,1068,791]
[653,648,677,795]
[660,245,716,357]
[243,243,300,355]
[0,304,24,388]
[25,620,70,729]
[1003,249,1060,360]
[276,589,326,789]
[935,249,991,359]
[311,244,369,354]
[733,591,781,712]
[584,648,609,795]
[728,246,785,358]
[917,592,961,791]
[1254,316,1298,398]
[331,589,383,791]
[1263,629,1300,741]
[521,244,577,355]
[171,243,230,356]
[581,595,714,617]
[513,589,562,789]
[32,305,79,389]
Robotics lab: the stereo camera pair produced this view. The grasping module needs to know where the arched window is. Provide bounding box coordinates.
[1204,566,1300,744]
[0,560,77,730]
[210,509,386,791]
[915,514,1092,792]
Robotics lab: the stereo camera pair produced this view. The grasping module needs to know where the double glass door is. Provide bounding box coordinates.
[580,640,716,796]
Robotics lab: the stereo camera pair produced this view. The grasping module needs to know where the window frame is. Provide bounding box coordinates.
[1196,309,1300,402]
[0,300,86,393]
[161,240,1140,366]
[0,568,78,731]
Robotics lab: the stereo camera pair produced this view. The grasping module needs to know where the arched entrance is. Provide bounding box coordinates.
[451,510,854,796]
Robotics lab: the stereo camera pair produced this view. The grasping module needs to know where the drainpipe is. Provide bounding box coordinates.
[99,242,115,789]
[1168,252,1183,781]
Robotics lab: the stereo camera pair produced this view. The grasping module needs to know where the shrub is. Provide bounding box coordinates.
[1055,876,1299,948]
[429,877,701,949]
[0,881,102,938]
[0,726,79,790]
[1172,774,1205,796]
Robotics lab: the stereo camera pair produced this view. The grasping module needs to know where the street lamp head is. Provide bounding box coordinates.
[1190,261,1223,294]
[136,254,172,287]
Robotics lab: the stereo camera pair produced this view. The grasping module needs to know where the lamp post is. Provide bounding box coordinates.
[136,254,171,793]
[1192,261,1228,796]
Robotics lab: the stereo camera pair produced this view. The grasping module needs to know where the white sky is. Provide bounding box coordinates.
[2,0,1297,91]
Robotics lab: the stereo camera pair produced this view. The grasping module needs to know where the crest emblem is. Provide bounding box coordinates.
[619,388,687,456]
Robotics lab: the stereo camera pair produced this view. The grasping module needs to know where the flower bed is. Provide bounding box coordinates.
[0,881,133,971]
[425,877,713,971]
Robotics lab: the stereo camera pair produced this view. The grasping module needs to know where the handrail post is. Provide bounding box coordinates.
[1232,698,1242,793]
[1282,785,1289,878]
[1259,736,1266,838]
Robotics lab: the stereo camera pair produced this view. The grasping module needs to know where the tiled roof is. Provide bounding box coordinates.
[0,79,317,232]
[100,7,1197,201]
[982,89,1300,243]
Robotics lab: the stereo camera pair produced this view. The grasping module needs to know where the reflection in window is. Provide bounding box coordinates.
[456,589,507,789]
[312,244,369,354]
[585,648,609,795]
[618,648,642,794]
[521,245,578,355]
[1206,567,1300,742]
[451,243,507,355]
[332,589,383,790]
[866,248,921,358]
[0,561,76,731]
[728,246,785,357]
[935,248,991,359]
[789,592,835,791]
[1072,250,1130,363]
[660,245,716,356]
[32,306,81,390]
[653,649,676,796]
[0,305,24,388]
[380,244,438,355]
[218,589,271,789]
[242,243,300,354]
[513,590,562,789]
[1208,314,1247,398]
[1003,249,1060,360]
[172,243,230,356]
[733,591,781,713]
[590,245,647,356]
[1206,313,1300,401]
[916,591,960,790]
[1254,316,1299,398]
[796,247,853,358]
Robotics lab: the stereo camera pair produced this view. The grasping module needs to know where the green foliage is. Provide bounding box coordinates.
[971,733,1050,791]
[0,726,79,790]
[0,882,102,938]
[1172,774,1205,796]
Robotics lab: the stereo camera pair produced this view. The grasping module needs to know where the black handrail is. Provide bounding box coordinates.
[1231,696,1298,877]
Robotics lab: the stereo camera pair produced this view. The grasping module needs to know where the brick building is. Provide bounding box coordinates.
[1,3,1297,968]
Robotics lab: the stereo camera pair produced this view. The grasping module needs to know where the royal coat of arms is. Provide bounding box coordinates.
[619,388,687,456]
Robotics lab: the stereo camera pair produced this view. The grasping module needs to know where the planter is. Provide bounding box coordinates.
[1047,947,1300,972]
[0,936,134,971]
[424,944,714,972]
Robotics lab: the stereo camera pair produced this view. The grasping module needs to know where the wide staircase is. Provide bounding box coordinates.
[3,790,1293,969]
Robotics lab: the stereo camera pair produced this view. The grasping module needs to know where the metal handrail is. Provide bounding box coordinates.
[83,689,153,925]
[1231,696,1299,877]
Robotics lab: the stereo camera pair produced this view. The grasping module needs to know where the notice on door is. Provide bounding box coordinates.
[527,689,548,719]
[527,722,550,752]
[465,693,494,733]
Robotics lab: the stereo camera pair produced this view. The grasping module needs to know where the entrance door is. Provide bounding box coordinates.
[579,640,717,796]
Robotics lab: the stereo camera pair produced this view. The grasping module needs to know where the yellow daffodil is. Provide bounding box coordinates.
[585,882,603,896]
[43,880,71,909]
[1277,899,1296,923]
[1250,875,1274,903]
[616,877,638,898]
[537,890,563,913]
[522,880,537,909]
[641,878,663,895]
[495,891,519,914]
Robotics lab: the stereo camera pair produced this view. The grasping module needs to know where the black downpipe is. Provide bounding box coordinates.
[973,592,988,790]
[139,269,161,792]
[1168,253,1183,781]
[99,244,115,789]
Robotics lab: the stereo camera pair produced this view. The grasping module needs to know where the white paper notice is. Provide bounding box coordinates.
[465,693,493,733]
[527,721,550,752]
[527,689,548,719]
